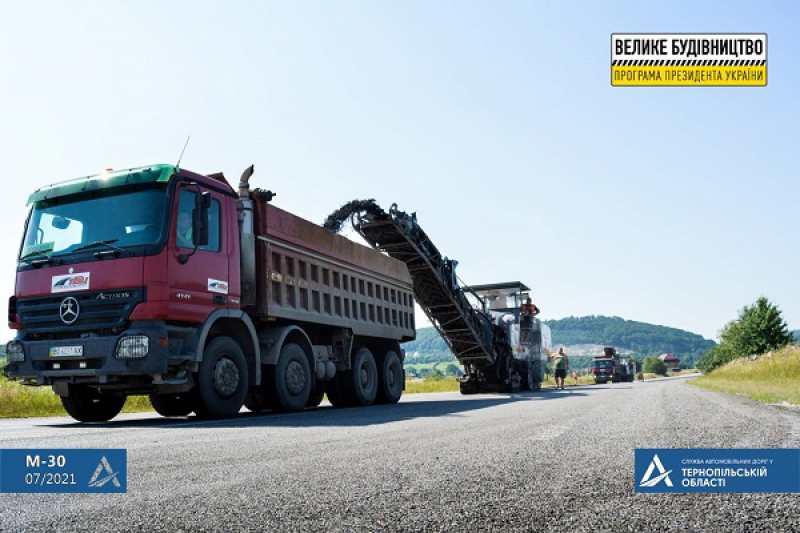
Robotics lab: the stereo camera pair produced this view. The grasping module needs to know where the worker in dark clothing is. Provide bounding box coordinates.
[519,298,540,344]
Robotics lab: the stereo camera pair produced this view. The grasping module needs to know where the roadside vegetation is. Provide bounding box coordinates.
[405,376,460,393]
[0,374,152,419]
[403,372,597,394]
[692,345,800,405]
[690,297,798,406]
[697,297,794,373]
[643,355,668,376]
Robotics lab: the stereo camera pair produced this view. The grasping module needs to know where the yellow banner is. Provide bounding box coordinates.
[612,66,766,86]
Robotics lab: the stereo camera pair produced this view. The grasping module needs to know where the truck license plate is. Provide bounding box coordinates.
[49,346,83,358]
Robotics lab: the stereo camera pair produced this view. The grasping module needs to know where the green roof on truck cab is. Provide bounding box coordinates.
[28,164,177,205]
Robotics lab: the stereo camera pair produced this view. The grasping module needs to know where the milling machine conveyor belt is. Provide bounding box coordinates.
[353,205,496,366]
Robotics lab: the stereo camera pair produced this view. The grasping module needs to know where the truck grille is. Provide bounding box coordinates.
[16,288,145,334]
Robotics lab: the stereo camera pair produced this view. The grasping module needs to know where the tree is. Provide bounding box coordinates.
[643,356,667,376]
[725,297,793,355]
[444,363,461,376]
[698,297,793,373]
[428,368,444,381]
[696,344,738,373]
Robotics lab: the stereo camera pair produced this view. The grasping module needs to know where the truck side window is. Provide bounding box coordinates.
[176,190,221,252]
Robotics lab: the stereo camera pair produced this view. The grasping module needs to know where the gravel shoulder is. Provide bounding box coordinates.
[1,376,797,532]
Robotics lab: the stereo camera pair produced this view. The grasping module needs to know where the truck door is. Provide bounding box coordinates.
[168,185,230,322]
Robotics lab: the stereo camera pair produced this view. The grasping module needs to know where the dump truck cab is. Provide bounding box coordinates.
[7,164,415,423]
[6,166,244,417]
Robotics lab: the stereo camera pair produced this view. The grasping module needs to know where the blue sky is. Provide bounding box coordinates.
[1,1,797,340]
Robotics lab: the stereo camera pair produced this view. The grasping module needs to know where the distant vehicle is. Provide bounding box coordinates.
[591,347,635,384]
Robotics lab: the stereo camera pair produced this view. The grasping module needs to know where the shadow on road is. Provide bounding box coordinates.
[43,389,590,430]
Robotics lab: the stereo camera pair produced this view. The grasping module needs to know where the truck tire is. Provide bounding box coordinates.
[375,350,403,404]
[193,336,248,419]
[273,343,312,412]
[328,347,378,407]
[351,347,378,406]
[60,385,126,423]
[149,393,193,417]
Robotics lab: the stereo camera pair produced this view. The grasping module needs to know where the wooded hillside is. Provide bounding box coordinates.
[403,315,716,368]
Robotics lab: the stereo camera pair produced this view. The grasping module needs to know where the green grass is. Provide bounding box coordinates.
[405,376,461,393]
[404,361,461,376]
[691,345,800,405]
[0,377,65,418]
[0,376,154,418]
[402,373,598,394]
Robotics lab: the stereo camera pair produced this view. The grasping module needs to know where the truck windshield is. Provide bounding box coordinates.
[20,185,169,260]
[593,360,613,368]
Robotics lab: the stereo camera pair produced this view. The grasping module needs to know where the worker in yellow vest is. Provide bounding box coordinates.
[551,347,569,390]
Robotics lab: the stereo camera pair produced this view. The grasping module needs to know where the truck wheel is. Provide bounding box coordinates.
[376,350,403,404]
[149,393,193,417]
[306,388,325,408]
[328,347,378,407]
[193,336,248,418]
[60,385,126,423]
[351,347,378,406]
[273,343,311,412]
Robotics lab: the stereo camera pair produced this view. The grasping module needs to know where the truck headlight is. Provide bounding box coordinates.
[6,341,25,362]
[115,336,149,359]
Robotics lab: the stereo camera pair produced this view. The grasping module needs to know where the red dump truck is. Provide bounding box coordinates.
[6,164,415,422]
[591,347,636,384]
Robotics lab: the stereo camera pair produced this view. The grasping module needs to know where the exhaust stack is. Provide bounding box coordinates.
[239,165,257,307]
[239,164,255,200]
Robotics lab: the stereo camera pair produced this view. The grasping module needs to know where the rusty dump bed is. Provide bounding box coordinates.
[252,201,415,342]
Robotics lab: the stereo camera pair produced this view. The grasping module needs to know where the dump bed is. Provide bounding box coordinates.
[252,201,415,342]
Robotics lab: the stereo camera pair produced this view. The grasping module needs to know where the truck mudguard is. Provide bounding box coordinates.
[258,325,314,367]
[196,309,261,385]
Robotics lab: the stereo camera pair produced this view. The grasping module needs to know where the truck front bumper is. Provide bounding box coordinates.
[6,323,170,386]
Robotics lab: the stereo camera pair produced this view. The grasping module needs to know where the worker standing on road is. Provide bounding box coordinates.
[572,369,578,386]
[551,347,569,390]
[518,298,540,344]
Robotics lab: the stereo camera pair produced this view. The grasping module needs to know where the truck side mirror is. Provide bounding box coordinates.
[192,192,211,247]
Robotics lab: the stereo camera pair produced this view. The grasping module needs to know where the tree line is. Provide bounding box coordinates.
[403,315,716,367]
[697,297,794,372]
[543,316,715,357]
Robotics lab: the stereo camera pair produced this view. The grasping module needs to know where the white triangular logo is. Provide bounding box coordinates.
[639,454,673,487]
[88,456,121,488]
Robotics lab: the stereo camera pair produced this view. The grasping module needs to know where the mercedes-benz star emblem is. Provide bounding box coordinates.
[59,297,80,325]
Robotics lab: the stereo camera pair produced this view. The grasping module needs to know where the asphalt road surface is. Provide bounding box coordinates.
[1,375,798,532]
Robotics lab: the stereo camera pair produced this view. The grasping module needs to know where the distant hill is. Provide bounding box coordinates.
[793,330,800,343]
[403,328,455,365]
[544,316,715,356]
[403,315,715,368]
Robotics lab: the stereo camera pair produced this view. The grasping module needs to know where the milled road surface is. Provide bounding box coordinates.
[1,376,798,532]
